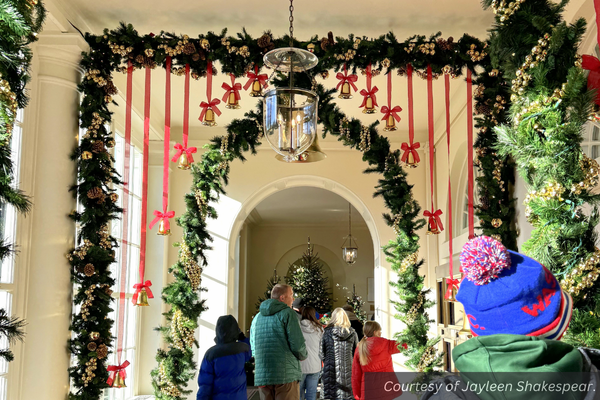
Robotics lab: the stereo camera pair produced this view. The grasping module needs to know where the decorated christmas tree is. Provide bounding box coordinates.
[255,269,281,311]
[286,238,332,312]
[338,284,368,324]
[484,0,600,347]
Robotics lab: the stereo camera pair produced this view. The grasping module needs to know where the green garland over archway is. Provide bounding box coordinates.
[72,23,517,399]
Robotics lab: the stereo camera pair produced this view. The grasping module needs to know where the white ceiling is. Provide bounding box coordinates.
[250,187,367,227]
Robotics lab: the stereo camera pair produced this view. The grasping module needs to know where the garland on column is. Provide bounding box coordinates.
[73,24,519,397]
[484,0,599,347]
[0,0,45,362]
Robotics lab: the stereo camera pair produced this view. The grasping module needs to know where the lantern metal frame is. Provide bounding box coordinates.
[341,203,358,265]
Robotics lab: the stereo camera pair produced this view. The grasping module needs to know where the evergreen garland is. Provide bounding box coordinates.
[483,0,600,347]
[72,23,517,396]
[0,0,45,363]
[286,241,332,312]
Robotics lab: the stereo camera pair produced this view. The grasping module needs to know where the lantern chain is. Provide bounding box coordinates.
[289,0,294,47]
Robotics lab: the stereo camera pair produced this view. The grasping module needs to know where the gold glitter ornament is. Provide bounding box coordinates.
[96,344,108,359]
[87,342,97,351]
[89,331,100,340]
[491,218,502,228]
[417,346,438,372]
[400,252,419,274]
[84,263,95,277]
[82,151,92,160]
[171,309,196,351]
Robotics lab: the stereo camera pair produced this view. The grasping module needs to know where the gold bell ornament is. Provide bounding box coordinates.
[360,64,378,114]
[136,288,150,307]
[362,95,378,114]
[424,210,443,235]
[245,66,268,97]
[401,142,421,168]
[157,219,171,235]
[381,105,402,132]
[222,74,241,109]
[177,152,191,170]
[339,82,353,99]
[112,373,126,388]
[200,61,221,127]
[151,211,174,236]
[336,64,357,99]
[201,106,218,127]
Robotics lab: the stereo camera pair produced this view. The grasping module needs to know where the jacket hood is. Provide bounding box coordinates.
[259,299,291,316]
[300,319,322,334]
[331,326,355,341]
[454,334,582,373]
[215,315,241,345]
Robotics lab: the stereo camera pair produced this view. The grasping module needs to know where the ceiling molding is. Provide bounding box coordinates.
[246,209,263,225]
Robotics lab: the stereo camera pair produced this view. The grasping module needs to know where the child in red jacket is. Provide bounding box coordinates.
[351,321,402,400]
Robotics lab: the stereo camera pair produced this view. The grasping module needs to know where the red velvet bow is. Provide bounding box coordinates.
[244,66,268,91]
[400,142,421,163]
[107,360,130,386]
[381,105,402,122]
[149,210,175,230]
[583,55,600,106]
[199,99,222,122]
[336,64,359,92]
[171,143,197,164]
[401,343,408,350]
[222,74,242,102]
[424,209,444,232]
[445,278,461,300]
[132,280,154,304]
[359,87,379,108]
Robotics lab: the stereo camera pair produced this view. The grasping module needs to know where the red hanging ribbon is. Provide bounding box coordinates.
[183,64,190,148]
[153,57,174,232]
[199,60,221,121]
[400,142,421,163]
[132,66,152,304]
[381,72,402,122]
[445,73,456,288]
[222,73,242,102]
[335,63,359,92]
[132,280,154,304]
[149,210,175,231]
[116,61,134,364]
[424,209,444,231]
[583,55,600,106]
[171,143,197,164]
[445,278,461,300]
[424,65,444,231]
[107,360,130,386]
[244,65,268,90]
[467,69,475,239]
[359,64,379,108]
[407,64,415,144]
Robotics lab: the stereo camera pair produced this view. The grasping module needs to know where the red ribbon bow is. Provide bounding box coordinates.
[336,64,359,92]
[423,209,444,232]
[107,360,130,386]
[132,280,154,304]
[444,278,461,300]
[199,99,222,122]
[401,343,408,350]
[583,55,600,106]
[244,66,269,91]
[400,142,421,164]
[149,210,175,231]
[222,74,242,102]
[171,143,197,164]
[381,105,402,122]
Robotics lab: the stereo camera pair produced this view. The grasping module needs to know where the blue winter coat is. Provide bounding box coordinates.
[197,315,251,400]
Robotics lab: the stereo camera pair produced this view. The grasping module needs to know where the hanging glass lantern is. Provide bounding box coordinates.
[262,1,320,162]
[341,203,358,265]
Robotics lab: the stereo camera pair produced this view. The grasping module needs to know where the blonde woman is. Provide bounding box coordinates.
[351,321,402,400]
[319,307,359,400]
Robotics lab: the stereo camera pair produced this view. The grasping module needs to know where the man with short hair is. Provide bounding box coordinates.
[251,284,308,400]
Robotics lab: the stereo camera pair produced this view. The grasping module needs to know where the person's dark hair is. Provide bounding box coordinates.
[301,306,323,331]
[271,284,291,300]
[341,304,354,313]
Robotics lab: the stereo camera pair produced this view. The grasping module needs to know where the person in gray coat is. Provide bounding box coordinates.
[299,306,323,400]
[320,307,358,400]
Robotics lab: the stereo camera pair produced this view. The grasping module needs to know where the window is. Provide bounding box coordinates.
[460,166,481,233]
[582,121,600,162]
[0,109,23,400]
[103,132,143,400]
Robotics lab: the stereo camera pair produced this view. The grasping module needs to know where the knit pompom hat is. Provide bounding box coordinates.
[456,236,572,339]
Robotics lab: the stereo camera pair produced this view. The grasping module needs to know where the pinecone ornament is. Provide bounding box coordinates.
[476,103,492,115]
[96,344,108,359]
[84,263,95,277]
[92,141,105,153]
[183,42,196,55]
[87,187,102,199]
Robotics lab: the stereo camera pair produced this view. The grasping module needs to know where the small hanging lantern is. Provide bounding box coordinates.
[262,0,319,162]
[341,203,358,265]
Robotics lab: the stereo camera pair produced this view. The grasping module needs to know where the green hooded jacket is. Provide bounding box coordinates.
[250,299,308,386]
[450,335,597,400]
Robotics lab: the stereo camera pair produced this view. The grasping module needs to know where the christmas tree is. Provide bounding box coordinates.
[255,269,281,311]
[484,0,600,347]
[338,284,368,324]
[286,238,332,312]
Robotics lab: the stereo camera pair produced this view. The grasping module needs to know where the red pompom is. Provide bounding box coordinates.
[460,236,511,285]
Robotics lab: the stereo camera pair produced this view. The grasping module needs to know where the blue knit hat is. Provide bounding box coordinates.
[456,236,572,339]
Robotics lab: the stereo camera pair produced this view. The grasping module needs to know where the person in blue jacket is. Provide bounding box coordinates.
[197,315,251,400]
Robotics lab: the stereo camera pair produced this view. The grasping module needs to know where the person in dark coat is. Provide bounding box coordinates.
[342,304,364,341]
[197,315,251,400]
[320,307,359,400]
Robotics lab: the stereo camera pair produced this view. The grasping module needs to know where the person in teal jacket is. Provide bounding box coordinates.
[422,236,600,400]
[250,283,308,400]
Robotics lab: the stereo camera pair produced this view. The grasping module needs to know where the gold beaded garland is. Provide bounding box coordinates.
[359,126,371,152]
[561,248,600,297]
[400,251,419,274]
[416,345,437,372]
